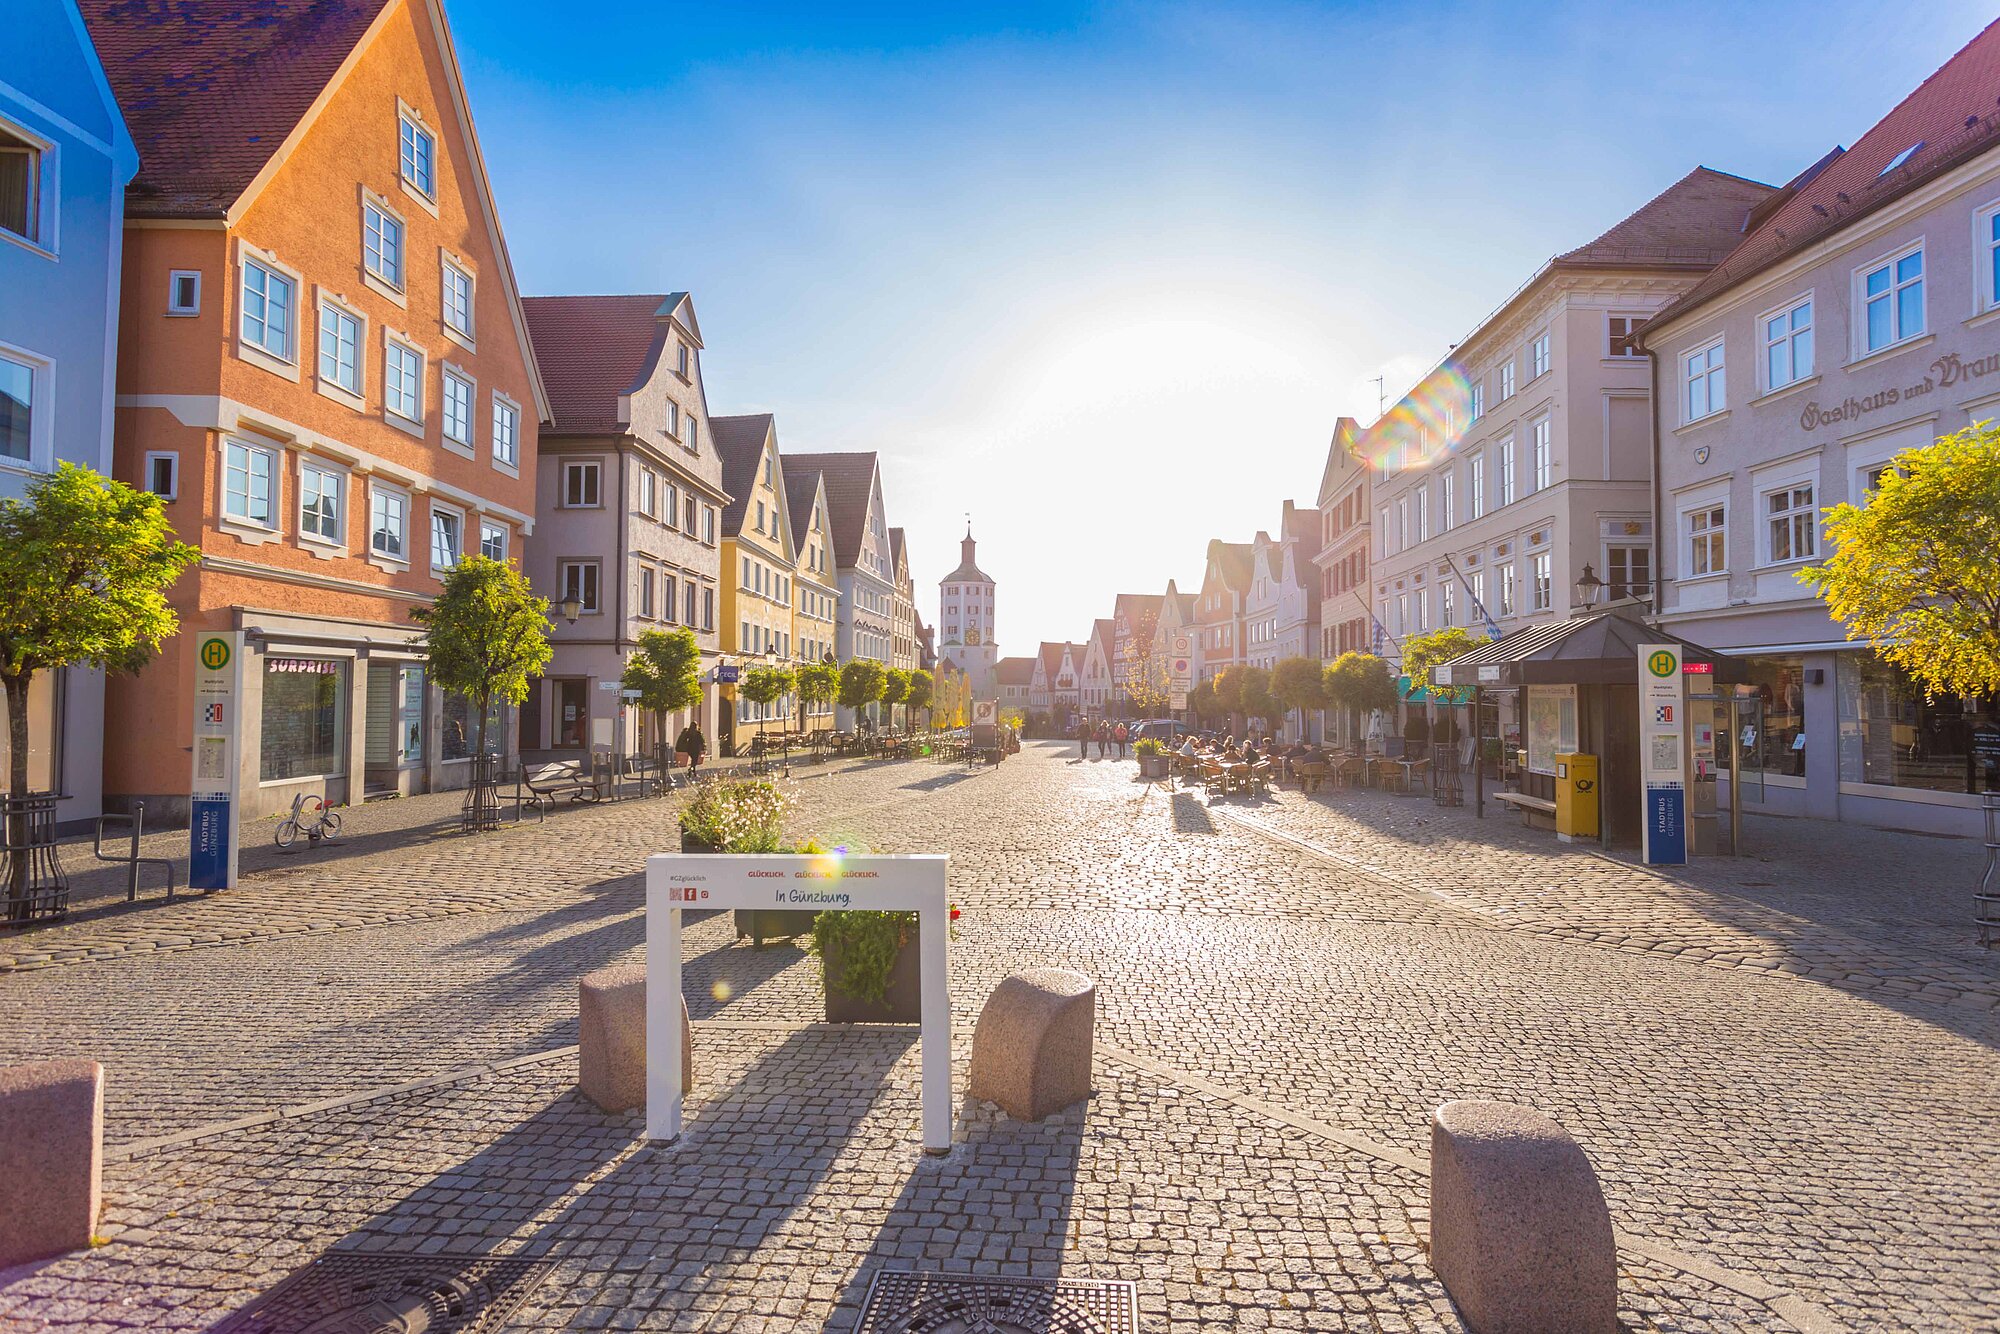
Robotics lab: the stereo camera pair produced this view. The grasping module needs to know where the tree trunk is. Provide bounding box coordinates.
[3,670,33,899]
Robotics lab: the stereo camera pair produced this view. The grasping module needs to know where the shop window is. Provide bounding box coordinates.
[260,657,346,782]
[1838,653,1998,793]
[442,693,502,761]
[1735,655,1809,779]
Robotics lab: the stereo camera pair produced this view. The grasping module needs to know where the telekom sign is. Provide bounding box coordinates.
[645,853,953,1152]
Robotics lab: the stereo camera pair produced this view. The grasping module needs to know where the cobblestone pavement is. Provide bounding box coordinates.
[0,742,1994,1330]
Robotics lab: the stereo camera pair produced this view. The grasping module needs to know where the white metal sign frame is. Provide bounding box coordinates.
[644,853,952,1151]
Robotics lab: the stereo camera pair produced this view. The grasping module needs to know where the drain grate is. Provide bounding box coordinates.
[209,1248,557,1334]
[856,1270,1139,1333]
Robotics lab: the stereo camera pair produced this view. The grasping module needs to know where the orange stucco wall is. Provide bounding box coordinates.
[105,1,541,805]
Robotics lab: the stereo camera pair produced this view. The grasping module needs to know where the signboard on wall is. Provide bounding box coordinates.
[1525,685,1578,777]
[1640,642,1688,865]
[189,631,243,891]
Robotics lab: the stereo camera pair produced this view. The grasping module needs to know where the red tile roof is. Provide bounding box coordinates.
[1654,18,2000,329]
[783,452,880,570]
[1553,167,1776,270]
[1037,642,1077,683]
[80,0,392,219]
[522,295,681,434]
[997,657,1037,686]
[710,414,775,535]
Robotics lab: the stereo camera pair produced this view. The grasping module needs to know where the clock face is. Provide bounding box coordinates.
[965,629,981,645]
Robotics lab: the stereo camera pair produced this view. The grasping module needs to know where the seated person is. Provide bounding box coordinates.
[1177,734,1202,758]
[1222,743,1245,763]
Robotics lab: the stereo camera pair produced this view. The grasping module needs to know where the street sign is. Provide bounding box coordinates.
[189,631,242,891]
[646,853,952,1151]
[1170,690,1188,711]
[1639,642,1687,865]
[715,664,740,684]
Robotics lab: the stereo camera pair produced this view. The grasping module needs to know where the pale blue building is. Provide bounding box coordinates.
[2,0,139,826]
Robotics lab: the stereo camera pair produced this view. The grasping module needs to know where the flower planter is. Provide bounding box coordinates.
[681,833,817,947]
[820,924,921,1024]
[1137,754,1170,780]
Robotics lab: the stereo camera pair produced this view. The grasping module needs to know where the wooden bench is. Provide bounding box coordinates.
[1493,790,1557,828]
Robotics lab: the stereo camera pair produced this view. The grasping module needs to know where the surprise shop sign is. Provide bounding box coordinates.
[1797,349,2000,431]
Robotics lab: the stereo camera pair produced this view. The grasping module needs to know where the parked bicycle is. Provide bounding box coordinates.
[274,792,341,850]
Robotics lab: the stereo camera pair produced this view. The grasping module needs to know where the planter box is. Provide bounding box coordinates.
[1137,754,1169,779]
[820,923,921,1024]
[680,834,818,947]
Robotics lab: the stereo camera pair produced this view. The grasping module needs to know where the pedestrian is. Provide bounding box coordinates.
[1077,715,1091,759]
[1097,719,1110,758]
[676,719,706,780]
[1114,721,1129,759]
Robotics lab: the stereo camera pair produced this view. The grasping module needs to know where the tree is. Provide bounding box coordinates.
[905,668,935,726]
[1124,650,1175,719]
[1189,678,1222,728]
[1400,627,1482,700]
[1803,423,2000,699]
[622,628,704,764]
[738,664,795,749]
[838,659,887,719]
[413,554,553,770]
[795,659,838,733]
[1323,651,1399,743]
[1269,655,1328,739]
[0,463,198,891]
[880,666,911,728]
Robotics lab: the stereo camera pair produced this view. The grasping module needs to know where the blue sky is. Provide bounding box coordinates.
[453,1,1994,655]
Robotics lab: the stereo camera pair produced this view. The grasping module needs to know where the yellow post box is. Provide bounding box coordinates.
[1554,752,1599,841]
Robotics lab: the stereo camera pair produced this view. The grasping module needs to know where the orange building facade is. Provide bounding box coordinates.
[88,0,548,820]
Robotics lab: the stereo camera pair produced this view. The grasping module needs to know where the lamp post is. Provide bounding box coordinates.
[1574,564,1605,613]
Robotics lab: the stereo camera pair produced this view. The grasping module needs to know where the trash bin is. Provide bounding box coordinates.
[1554,752,1599,842]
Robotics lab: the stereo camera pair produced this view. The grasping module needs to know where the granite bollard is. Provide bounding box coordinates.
[0,1059,104,1268]
[967,968,1095,1121]
[1428,1099,1618,1334]
[578,964,691,1114]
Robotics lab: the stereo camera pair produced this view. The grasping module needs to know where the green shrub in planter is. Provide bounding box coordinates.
[676,780,817,946]
[809,908,917,1021]
[1134,738,1166,757]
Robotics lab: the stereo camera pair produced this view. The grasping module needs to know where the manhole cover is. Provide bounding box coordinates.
[210,1249,557,1334]
[856,1270,1138,1333]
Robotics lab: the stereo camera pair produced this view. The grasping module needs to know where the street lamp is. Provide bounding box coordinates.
[557,593,582,625]
[1574,564,1605,612]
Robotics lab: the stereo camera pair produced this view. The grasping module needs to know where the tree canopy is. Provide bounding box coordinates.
[622,627,705,719]
[412,554,553,762]
[880,666,911,707]
[904,668,934,717]
[1270,655,1328,717]
[1399,627,1483,701]
[739,664,795,709]
[838,658,887,710]
[1323,651,1399,723]
[795,659,838,730]
[1802,423,2000,699]
[0,463,199,801]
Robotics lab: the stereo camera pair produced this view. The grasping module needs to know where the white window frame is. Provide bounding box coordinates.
[0,342,54,474]
[1759,295,1814,392]
[491,391,521,474]
[1683,337,1726,423]
[1440,471,1455,530]
[1978,198,2000,315]
[368,481,411,567]
[167,269,202,317]
[1498,438,1516,507]
[397,102,438,208]
[1530,331,1550,380]
[1469,380,1484,421]
[383,333,425,432]
[1499,360,1515,400]
[560,559,602,615]
[144,450,179,500]
[314,292,366,408]
[638,466,658,519]
[220,436,279,533]
[1760,479,1818,567]
[1606,313,1645,359]
[562,459,602,509]
[361,189,408,301]
[429,500,466,574]
[236,243,300,378]
[440,364,476,457]
[297,458,346,549]
[1681,498,1728,579]
[1530,550,1553,612]
[1855,242,1925,357]
[1530,417,1552,493]
[0,114,54,255]
[479,518,509,562]
[440,251,476,350]
[1468,452,1486,519]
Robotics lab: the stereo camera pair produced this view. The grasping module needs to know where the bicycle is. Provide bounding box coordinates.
[274,791,341,850]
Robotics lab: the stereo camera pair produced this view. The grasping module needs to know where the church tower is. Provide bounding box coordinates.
[938,524,998,700]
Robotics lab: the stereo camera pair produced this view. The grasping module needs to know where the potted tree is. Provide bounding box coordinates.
[678,778,818,947]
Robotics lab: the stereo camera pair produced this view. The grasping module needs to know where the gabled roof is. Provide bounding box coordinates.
[522,294,689,435]
[1652,18,2000,331]
[81,0,392,218]
[783,452,880,569]
[889,527,909,579]
[1206,540,1256,594]
[1089,618,1117,654]
[1113,593,1163,628]
[781,464,825,555]
[1553,167,1776,270]
[997,657,1037,686]
[1036,641,1078,683]
[1316,418,1364,505]
[711,414,778,538]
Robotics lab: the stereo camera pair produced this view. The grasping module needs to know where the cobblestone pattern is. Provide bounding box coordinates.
[1,744,1995,1329]
[0,1030,1787,1333]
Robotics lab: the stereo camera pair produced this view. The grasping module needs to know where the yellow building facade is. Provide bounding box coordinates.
[713,416,798,757]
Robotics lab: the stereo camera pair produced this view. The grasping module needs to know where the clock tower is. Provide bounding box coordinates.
[938,524,998,701]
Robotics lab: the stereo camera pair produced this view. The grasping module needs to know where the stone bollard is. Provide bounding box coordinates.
[967,968,1095,1121]
[0,1059,104,1268]
[1428,1099,1617,1334]
[578,964,692,1115]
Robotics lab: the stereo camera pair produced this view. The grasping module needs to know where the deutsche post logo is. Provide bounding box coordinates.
[1646,649,1676,678]
[199,637,232,671]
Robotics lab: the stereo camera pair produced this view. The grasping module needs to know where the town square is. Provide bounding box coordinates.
[4,1,2000,1331]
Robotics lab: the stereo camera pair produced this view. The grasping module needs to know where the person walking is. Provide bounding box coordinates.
[1077,715,1091,759]
[1096,719,1110,758]
[676,719,707,781]
[1114,721,1129,759]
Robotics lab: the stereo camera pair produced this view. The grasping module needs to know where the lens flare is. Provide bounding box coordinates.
[710,980,733,1003]
[1349,364,1473,473]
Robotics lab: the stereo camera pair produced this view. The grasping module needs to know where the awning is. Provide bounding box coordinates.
[1431,609,1751,688]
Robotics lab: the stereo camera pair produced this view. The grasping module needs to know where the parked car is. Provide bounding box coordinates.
[1128,720,1182,744]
